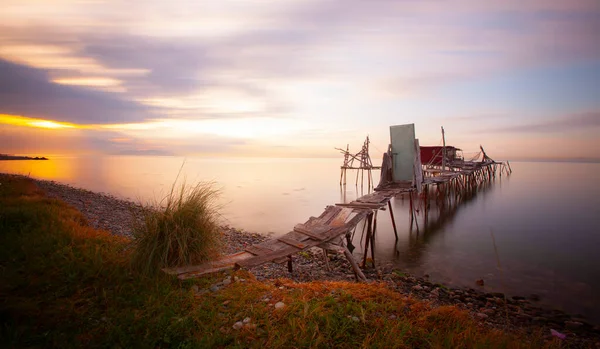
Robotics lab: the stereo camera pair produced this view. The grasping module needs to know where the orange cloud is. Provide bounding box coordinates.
[0,114,82,130]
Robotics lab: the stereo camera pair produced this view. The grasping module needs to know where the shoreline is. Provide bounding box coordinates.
[4,173,599,345]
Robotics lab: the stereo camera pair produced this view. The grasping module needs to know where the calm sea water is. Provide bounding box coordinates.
[1,156,599,322]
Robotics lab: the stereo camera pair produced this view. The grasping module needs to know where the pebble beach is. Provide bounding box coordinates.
[17,175,600,347]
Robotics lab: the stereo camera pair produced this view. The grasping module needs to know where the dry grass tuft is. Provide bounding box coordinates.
[130,179,223,275]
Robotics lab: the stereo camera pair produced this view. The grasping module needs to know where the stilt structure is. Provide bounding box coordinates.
[336,136,381,188]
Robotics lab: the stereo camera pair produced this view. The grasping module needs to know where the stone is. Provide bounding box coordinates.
[222,278,232,286]
[412,285,423,291]
[210,285,221,292]
[351,316,360,322]
[565,321,583,329]
[233,322,244,330]
[476,313,489,320]
[274,302,285,309]
[389,314,397,320]
[243,317,251,324]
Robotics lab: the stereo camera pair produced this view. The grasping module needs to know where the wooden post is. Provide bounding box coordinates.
[287,255,293,273]
[322,248,331,271]
[370,211,378,267]
[388,200,399,240]
[362,212,374,268]
[343,247,367,282]
[441,126,446,172]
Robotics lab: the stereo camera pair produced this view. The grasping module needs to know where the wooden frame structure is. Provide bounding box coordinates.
[336,136,381,188]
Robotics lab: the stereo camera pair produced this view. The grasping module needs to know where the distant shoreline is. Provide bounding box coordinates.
[0,154,48,161]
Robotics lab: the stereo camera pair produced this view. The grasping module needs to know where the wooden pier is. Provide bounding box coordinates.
[164,125,511,281]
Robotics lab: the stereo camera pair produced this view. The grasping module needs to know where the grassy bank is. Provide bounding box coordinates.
[0,174,558,348]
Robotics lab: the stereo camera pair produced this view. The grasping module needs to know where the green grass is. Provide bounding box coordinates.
[0,174,561,348]
[130,179,223,276]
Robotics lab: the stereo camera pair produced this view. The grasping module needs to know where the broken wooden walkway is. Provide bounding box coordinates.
[164,157,509,281]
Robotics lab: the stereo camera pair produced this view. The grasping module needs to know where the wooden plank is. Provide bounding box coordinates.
[293,225,331,240]
[277,236,307,249]
[336,202,384,209]
[317,206,341,223]
[237,227,348,268]
[245,245,273,256]
[329,207,354,227]
[163,251,255,279]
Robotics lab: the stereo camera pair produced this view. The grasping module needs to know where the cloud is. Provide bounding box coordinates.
[477,112,600,133]
[0,59,156,124]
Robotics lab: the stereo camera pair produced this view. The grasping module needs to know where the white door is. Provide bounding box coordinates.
[390,124,416,182]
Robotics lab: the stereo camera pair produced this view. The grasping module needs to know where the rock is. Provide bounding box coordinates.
[412,285,423,291]
[550,329,566,340]
[565,321,583,329]
[274,302,285,309]
[430,289,440,298]
[243,317,251,324]
[482,309,495,315]
[351,316,360,322]
[210,285,220,292]
[476,313,489,320]
[233,321,244,330]
[222,278,232,286]
[389,314,397,320]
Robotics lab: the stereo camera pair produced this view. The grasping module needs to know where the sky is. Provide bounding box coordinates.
[0,0,599,160]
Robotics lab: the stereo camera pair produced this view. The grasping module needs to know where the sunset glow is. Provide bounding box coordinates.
[0,0,598,160]
[0,114,80,130]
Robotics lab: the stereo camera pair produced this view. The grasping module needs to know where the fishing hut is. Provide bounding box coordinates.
[164,124,511,281]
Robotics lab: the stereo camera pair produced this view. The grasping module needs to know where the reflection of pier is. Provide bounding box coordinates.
[165,123,511,281]
[393,176,499,266]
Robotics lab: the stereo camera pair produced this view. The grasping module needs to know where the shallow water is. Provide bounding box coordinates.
[1,157,599,322]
